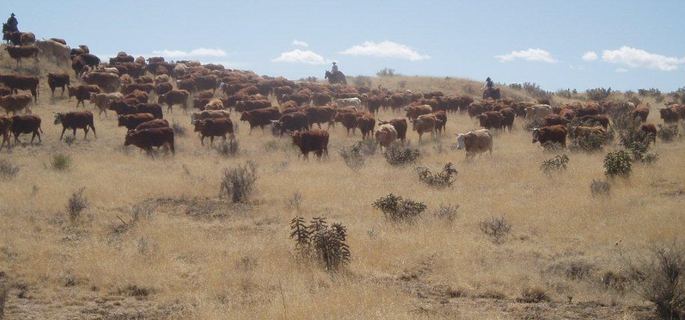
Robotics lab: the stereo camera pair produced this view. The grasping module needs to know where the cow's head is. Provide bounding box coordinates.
[532,128,540,143]
[53,112,64,125]
[124,132,134,146]
[270,120,283,135]
[455,133,467,150]
[193,120,205,132]
[239,111,250,121]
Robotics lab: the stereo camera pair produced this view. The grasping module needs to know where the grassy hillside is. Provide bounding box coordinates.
[0,50,682,319]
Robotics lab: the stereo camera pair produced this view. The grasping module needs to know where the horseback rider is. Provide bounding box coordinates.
[331,61,339,74]
[481,77,494,91]
[6,13,18,32]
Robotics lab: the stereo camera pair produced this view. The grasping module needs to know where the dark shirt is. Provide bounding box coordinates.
[7,17,17,27]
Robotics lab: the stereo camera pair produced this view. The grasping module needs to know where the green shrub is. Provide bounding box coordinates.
[339,141,365,170]
[657,124,679,142]
[604,150,632,177]
[569,133,604,153]
[479,216,512,244]
[290,217,350,271]
[373,194,426,223]
[629,242,685,319]
[51,153,72,171]
[540,154,569,173]
[215,139,240,157]
[220,161,258,202]
[415,162,458,188]
[66,188,88,222]
[384,142,420,166]
[0,159,19,179]
[433,204,459,222]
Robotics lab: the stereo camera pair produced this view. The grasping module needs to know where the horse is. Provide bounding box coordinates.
[325,70,347,85]
[482,87,500,100]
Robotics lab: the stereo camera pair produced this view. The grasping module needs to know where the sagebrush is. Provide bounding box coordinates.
[220,161,258,202]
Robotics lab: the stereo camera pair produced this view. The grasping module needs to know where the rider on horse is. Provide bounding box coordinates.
[331,62,339,74]
[5,13,18,32]
[481,77,494,91]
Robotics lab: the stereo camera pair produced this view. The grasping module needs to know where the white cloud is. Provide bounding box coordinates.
[615,68,628,73]
[495,48,557,63]
[601,46,685,71]
[582,51,598,61]
[151,48,227,58]
[272,49,330,65]
[292,40,308,47]
[339,41,430,61]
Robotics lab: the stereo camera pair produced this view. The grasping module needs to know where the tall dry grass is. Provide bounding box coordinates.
[0,59,682,319]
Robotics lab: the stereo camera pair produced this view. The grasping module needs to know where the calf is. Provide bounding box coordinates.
[499,108,515,132]
[124,127,175,156]
[11,114,42,144]
[378,118,407,142]
[54,111,96,140]
[375,124,398,151]
[0,93,32,114]
[455,129,493,158]
[69,85,100,107]
[118,113,155,131]
[334,111,360,135]
[432,110,447,134]
[193,118,235,145]
[639,123,657,145]
[48,73,70,97]
[532,125,567,148]
[410,114,437,141]
[291,129,329,159]
[89,92,123,117]
[356,114,376,140]
[405,104,433,119]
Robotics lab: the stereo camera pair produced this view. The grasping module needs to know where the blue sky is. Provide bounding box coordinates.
[5,0,684,91]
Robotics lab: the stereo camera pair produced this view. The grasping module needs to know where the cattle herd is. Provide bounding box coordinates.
[1,29,685,159]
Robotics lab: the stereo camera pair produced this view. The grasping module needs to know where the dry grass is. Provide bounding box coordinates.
[0,58,682,319]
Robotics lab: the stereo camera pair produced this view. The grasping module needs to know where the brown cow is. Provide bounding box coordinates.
[659,107,680,124]
[455,129,493,158]
[476,111,503,131]
[631,105,650,122]
[5,45,39,66]
[48,73,70,97]
[499,108,515,132]
[410,114,437,141]
[639,123,657,145]
[193,118,235,145]
[543,114,567,127]
[375,124,398,151]
[83,72,120,92]
[0,94,32,114]
[573,126,606,139]
[405,104,433,119]
[334,111,360,135]
[357,114,376,140]
[124,127,175,156]
[291,129,329,159]
[0,115,12,148]
[118,113,155,131]
[304,106,337,129]
[158,89,190,112]
[378,118,407,142]
[432,110,447,134]
[467,102,484,119]
[122,83,154,95]
[135,119,169,131]
[580,115,610,129]
[89,92,123,117]
[240,107,281,133]
[54,111,96,140]
[532,125,567,147]
[11,114,42,144]
[271,112,308,136]
[0,74,39,102]
[235,99,271,112]
[69,85,100,108]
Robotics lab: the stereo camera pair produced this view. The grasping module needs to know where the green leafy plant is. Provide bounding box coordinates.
[604,150,632,177]
[415,162,458,188]
[540,154,569,173]
[290,217,350,271]
[373,194,427,223]
[384,142,420,166]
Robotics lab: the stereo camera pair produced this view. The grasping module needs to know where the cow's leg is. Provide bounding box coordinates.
[72,128,77,138]
[200,136,205,146]
[60,127,67,140]
[61,86,65,97]
[91,125,96,138]
[51,87,55,97]
[210,136,214,145]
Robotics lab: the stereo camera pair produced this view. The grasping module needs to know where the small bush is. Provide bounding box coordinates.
[172,122,186,137]
[66,187,88,222]
[569,133,604,153]
[517,287,550,303]
[415,162,458,188]
[540,154,569,173]
[629,242,685,319]
[339,142,365,170]
[658,124,679,143]
[64,135,75,146]
[0,159,19,179]
[215,139,240,157]
[384,142,420,166]
[433,204,459,222]
[220,161,258,203]
[604,150,632,178]
[541,141,563,152]
[359,138,378,156]
[290,217,350,271]
[51,153,72,171]
[590,179,611,197]
[600,270,628,292]
[376,67,396,77]
[479,217,512,244]
[286,191,303,210]
[586,87,612,102]
[373,194,427,223]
